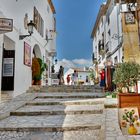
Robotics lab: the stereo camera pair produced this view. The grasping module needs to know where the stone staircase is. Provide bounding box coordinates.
[0,92,105,140]
[27,85,103,93]
[0,92,12,106]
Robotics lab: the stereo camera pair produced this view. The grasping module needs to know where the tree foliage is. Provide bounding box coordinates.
[113,62,140,90]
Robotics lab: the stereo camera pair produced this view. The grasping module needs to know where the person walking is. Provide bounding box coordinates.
[66,74,70,85]
[73,70,78,85]
[58,66,64,85]
[85,76,89,85]
[99,69,105,92]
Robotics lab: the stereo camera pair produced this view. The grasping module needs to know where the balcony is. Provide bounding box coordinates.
[105,41,111,55]
[98,40,105,55]
[92,53,98,64]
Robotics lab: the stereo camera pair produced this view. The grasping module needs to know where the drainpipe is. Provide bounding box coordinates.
[116,0,123,63]
[137,0,140,49]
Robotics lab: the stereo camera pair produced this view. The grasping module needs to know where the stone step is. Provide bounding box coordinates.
[26,98,105,106]
[27,85,103,93]
[37,92,105,98]
[36,93,105,99]
[2,129,101,140]
[0,114,104,131]
[10,104,104,116]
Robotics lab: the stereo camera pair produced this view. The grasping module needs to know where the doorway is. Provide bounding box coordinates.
[1,35,15,91]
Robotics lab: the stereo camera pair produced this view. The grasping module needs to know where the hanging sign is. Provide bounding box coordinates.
[0,18,13,34]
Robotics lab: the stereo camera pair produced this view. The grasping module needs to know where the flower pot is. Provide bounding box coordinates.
[128,125,137,135]
[37,80,41,85]
[122,87,128,93]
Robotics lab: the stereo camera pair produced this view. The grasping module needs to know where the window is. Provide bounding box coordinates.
[114,56,118,64]
[33,7,44,37]
[54,17,56,31]
[108,16,110,25]
[47,5,50,13]
[101,18,103,27]
[98,27,100,34]
[108,29,111,36]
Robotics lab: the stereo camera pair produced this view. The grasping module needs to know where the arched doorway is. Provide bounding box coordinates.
[33,44,41,59]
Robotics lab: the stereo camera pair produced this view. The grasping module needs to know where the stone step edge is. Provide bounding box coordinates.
[26,101,104,106]
[36,96,104,99]
[10,109,103,116]
[0,125,101,132]
[104,104,118,108]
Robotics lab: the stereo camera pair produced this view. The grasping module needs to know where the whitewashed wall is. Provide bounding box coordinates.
[0,35,3,96]
[93,15,106,68]
[0,0,56,96]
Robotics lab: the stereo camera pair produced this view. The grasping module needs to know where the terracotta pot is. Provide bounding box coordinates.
[37,80,41,85]
[122,87,128,93]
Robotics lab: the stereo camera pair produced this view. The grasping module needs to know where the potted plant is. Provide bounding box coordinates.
[32,58,47,85]
[113,62,140,93]
[120,108,140,135]
[113,62,140,114]
[89,70,95,85]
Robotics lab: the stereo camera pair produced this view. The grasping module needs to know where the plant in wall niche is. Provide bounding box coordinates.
[32,58,47,85]
[37,58,47,77]
[121,108,140,135]
[113,62,140,93]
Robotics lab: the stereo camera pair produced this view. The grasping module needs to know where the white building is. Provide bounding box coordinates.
[91,0,140,72]
[91,0,140,90]
[91,0,123,69]
[0,0,56,97]
[64,68,92,85]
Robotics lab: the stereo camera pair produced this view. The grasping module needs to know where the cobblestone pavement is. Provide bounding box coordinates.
[0,92,140,140]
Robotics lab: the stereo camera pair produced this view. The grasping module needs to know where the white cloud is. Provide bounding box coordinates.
[73,59,92,66]
[55,58,92,72]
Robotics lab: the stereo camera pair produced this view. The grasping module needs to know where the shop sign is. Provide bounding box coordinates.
[52,79,59,85]
[0,18,13,34]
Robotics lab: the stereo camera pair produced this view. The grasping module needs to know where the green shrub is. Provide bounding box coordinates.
[113,62,140,92]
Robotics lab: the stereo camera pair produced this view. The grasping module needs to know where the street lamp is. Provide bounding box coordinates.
[19,20,35,40]
[55,59,57,65]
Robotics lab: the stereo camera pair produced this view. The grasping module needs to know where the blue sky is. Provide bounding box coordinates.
[52,0,105,69]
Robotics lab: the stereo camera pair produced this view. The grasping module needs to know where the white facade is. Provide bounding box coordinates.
[92,0,124,69]
[105,3,123,64]
[0,0,56,97]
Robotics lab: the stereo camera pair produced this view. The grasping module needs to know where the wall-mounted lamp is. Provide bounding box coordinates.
[19,20,35,40]
[55,59,57,65]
